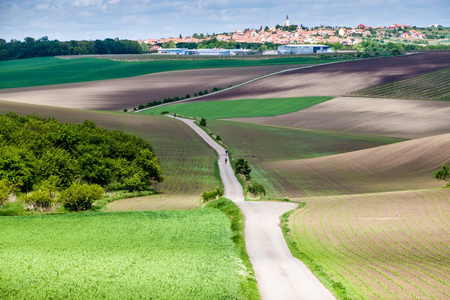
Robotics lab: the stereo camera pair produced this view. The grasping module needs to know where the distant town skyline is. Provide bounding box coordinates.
[1,0,448,41]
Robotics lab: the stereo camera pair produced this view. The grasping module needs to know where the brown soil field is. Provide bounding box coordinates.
[287,188,450,299]
[233,96,450,139]
[268,133,450,198]
[105,194,200,211]
[196,52,450,102]
[0,100,217,209]
[0,64,309,111]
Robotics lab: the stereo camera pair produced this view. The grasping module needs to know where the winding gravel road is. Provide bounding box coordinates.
[173,117,335,300]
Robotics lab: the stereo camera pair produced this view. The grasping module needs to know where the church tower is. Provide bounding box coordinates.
[284,15,290,27]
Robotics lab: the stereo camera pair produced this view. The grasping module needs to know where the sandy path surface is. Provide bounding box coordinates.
[232,96,450,139]
[0,64,308,111]
[173,116,335,300]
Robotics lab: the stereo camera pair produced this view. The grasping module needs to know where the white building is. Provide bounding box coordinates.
[278,44,333,54]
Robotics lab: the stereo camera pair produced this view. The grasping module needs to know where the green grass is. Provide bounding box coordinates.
[0,56,323,89]
[0,210,258,299]
[139,97,333,119]
[207,120,405,198]
[348,67,450,100]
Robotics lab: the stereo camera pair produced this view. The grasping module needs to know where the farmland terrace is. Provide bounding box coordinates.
[0,64,313,110]
[195,52,450,102]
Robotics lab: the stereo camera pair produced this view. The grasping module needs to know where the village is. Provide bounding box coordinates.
[138,16,441,54]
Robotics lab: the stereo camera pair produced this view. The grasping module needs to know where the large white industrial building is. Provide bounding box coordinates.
[278,44,333,54]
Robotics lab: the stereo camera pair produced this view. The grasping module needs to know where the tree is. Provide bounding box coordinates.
[235,158,251,180]
[0,179,14,205]
[199,118,207,127]
[0,146,36,191]
[162,41,176,48]
[434,165,450,187]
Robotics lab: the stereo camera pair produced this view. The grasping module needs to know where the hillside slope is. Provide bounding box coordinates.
[197,52,450,101]
[233,96,450,139]
[269,133,450,198]
[0,64,311,111]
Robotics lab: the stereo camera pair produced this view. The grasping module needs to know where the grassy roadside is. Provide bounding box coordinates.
[206,198,260,299]
[0,56,325,89]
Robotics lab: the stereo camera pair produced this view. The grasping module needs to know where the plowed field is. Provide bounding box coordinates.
[233,96,450,139]
[286,188,450,299]
[270,133,450,198]
[196,52,450,102]
[0,64,312,111]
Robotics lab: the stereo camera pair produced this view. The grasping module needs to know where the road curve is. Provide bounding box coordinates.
[172,117,335,300]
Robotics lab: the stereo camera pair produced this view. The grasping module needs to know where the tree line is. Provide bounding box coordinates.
[0,113,163,212]
[0,37,142,61]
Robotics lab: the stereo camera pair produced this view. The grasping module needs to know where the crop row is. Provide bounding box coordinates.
[207,119,405,198]
[349,67,450,100]
[286,189,450,299]
[0,210,255,299]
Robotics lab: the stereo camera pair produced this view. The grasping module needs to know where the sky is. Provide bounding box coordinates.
[1,0,448,41]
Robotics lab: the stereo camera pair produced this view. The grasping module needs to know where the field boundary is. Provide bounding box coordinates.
[134,58,359,113]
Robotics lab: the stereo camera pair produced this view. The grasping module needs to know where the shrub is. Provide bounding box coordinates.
[216,135,221,141]
[201,187,224,203]
[138,104,145,110]
[199,118,207,127]
[60,182,104,211]
[21,190,55,211]
[123,108,128,112]
[247,181,266,196]
[160,111,169,115]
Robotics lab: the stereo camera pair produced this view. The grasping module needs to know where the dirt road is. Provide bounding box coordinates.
[174,117,335,300]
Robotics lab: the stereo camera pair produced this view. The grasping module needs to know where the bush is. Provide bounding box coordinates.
[199,118,207,127]
[160,111,169,115]
[60,182,104,211]
[247,181,266,196]
[123,108,128,112]
[201,187,224,203]
[21,190,55,211]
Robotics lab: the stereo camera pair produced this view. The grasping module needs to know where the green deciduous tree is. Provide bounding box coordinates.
[199,118,207,127]
[0,179,14,205]
[434,165,450,187]
[0,146,36,191]
[235,158,251,180]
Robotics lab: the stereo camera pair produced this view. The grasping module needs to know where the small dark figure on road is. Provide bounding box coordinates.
[225,149,228,156]
[225,157,228,164]
[173,112,177,118]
